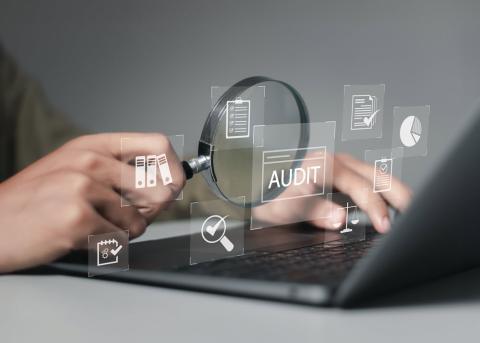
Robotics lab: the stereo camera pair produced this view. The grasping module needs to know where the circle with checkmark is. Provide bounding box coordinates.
[201,215,234,252]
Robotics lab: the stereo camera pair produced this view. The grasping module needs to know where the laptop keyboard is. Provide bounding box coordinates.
[176,234,381,286]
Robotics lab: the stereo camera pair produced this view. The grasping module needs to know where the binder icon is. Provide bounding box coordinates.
[135,156,146,189]
[146,155,157,188]
[135,154,173,188]
[157,154,173,185]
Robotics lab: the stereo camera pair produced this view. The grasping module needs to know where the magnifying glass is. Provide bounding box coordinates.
[182,76,310,208]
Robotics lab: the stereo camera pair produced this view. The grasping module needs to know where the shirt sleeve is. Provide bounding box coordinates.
[0,45,222,222]
[0,45,83,180]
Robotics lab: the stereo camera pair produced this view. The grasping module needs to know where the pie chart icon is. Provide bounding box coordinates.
[400,115,422,147]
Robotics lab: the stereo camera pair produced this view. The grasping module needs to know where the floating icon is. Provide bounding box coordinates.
[351,94,380,130]
[135,156,146,189]
[146,155,157,188]
[96,239,123,266]
[135,154,172,188]
[333,202,360,234]
[157,153,173,185]
[261,147,326,203]
[399,115,422,147]
[201,215,234,252]
[226,98,250,139]
[374,158,393,193]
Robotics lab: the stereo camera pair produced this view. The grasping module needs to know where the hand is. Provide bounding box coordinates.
[0,133,186,273]
[252,153,412,233]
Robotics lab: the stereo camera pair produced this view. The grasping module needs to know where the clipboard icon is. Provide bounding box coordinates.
[226,98,250,139]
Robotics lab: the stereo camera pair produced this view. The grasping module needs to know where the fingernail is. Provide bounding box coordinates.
[329,208,345,229]
[381,216,390,233]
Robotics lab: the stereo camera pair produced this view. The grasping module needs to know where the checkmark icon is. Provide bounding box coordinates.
[110,245,123,256]
[205,215,229,236]
[362,108,381,127]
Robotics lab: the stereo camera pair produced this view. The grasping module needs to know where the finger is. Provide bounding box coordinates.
[84,179,148,237]
[74,133,186,197]
[308,200,347,230]
[72,132,172,162]
[70,151,183,216]
[64,201,125,250]
[333,159,391,233]
[336,154,412,212]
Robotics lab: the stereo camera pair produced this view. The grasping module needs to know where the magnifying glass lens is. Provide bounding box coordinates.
[184,77,309,208]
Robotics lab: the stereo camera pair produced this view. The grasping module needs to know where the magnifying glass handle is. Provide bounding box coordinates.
[182,156,210,180]
[220,236,234,252]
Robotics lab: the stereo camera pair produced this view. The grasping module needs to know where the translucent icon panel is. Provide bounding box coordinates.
[88,230,129,277]
[342,84,385,141]
[210,86,265,151]
[120,134,184,207]
[392,105,430,157]
[250,122,336,230]
[364,147,404,210]
[326,191,367,244]
[190,197,246,265]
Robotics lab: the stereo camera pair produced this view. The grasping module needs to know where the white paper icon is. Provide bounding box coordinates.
[374,158,393,193]
[226,98,250,139]
[351,94,379,130]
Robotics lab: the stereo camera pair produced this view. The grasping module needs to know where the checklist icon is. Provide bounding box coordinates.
[226,98,250,139]
[374,158,393,193]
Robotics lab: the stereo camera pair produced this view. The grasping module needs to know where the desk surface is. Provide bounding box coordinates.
[2,222,480,343]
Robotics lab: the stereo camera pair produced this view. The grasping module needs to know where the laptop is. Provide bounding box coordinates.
[53,107,480,308]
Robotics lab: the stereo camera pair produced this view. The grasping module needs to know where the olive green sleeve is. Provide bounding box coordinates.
[0,46,83,180]
[0,46,225,221]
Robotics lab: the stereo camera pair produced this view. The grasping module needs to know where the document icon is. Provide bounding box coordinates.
[226,98,250,139]
[374,158,393,193]
[351,94,379,130]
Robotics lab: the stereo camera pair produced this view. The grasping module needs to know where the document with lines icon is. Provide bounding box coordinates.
[226,98,250,139]
[351,94,378,130]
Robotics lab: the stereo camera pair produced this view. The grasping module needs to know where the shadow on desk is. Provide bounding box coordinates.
[356,267,480,309]
[17,264,480,310]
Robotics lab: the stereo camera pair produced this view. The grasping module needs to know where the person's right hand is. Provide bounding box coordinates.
[0,133,186,273]
[253,152,412,233]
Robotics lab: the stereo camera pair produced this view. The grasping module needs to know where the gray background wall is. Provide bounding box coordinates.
[1,0,479,190]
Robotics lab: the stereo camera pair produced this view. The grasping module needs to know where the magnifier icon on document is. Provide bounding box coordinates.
[201,215,234,252]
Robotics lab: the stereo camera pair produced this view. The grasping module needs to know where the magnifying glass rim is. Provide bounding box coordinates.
[198,76,310,208]
[201,214,227,244]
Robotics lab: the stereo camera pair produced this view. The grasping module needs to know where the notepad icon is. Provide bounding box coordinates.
[226,98,250,139]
